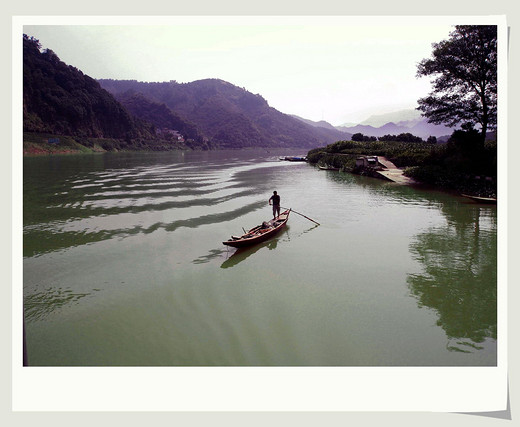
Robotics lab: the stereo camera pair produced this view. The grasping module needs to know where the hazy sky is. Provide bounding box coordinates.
[23,17,458,125]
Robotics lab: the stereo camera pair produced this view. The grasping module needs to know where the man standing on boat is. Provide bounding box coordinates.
[269,191,281,219]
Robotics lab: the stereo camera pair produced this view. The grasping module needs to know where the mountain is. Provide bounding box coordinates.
[290,115,343,132]
[337,109,454,140]
[23,35,155,140]
[337,118,454,140]
[358,109,422,127]
[114,91,205,144]
[30,31,454,150]
[23,34,348,150]
[406,119,454,140]
[99,79,351,149]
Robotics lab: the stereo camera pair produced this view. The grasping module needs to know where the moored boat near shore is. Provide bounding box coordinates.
[280,156,307,162]
[319,165,340,171]
[461,194,497,204]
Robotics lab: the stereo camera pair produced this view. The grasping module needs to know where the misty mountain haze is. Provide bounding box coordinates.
[293,109,454,141]
[336,120,454,140]
[357,109,422,127]
[335,109,454,140]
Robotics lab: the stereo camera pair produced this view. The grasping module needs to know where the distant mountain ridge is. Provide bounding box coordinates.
[290,115,346,132]
[336,113,454,140]
[292,109,454,141]
[358,109,422,127]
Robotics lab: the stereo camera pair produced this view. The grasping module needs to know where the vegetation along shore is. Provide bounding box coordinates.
[307,135,496,198]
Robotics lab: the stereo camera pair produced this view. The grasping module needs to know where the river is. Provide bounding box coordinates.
[22,150,497,366]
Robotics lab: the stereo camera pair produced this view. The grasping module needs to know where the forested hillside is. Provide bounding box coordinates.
[99,79,349,148]
[23,35,154,140]
[114,92,207,147]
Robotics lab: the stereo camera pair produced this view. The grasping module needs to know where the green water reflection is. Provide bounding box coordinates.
[408,203,496,353]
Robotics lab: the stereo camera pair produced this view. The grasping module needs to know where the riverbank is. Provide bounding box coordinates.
[307,139,497,199]
[23,136,105,156]
[22,132,213,156]
[373,156,417,185]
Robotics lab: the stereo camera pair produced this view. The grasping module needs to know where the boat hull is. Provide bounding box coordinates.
[461,194,497,204]
[280,156,307,162]
[223,210,290,248]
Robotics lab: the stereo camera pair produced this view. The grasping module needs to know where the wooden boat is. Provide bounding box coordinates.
[223,209,291,248]
[281,156,307,162]
[461,194,497,204]
[319,165,340,171]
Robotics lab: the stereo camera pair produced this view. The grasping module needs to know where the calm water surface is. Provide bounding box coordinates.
[23,150,497,366]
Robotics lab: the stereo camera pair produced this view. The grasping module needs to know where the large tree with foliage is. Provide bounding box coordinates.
[416,25,497,146]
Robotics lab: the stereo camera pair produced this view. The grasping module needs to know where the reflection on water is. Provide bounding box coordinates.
[23,151,498,366]
[408,203,497,353]
[220,232,284,269]
[193,248,228,265]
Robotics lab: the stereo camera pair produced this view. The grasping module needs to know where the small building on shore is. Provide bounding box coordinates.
[356,156,378,168]
[155,128,185,142]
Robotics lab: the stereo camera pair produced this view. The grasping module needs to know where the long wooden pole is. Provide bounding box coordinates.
[280,206,320,225]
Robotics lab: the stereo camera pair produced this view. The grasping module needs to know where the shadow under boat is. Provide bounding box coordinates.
[220,228,287,269]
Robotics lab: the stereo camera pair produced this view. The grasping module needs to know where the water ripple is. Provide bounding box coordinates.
[24,155,287,258]
[24,287,99,321]
[24,200,266,258]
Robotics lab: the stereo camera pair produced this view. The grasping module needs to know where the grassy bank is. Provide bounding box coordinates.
[307,139,497,198]
[307,140,435,170]
[23,132,211,156]
[23,133,105,155]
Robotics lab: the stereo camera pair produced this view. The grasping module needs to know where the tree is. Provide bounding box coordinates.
[416,25,497,147]
[449,123,481,153]
[351,132,365,141]
[351,132,376,142]
[378,133,423,143]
